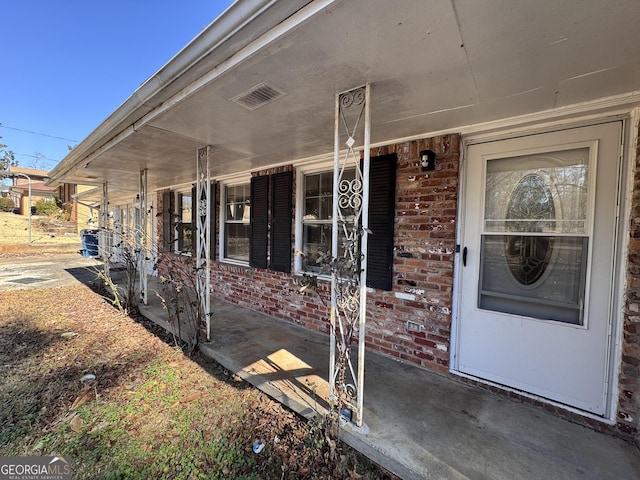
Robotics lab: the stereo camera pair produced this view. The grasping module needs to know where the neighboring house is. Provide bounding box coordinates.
[6,166,57,215]
[57,183,98,232]
[5,167,88,230]
[48,0,640,445]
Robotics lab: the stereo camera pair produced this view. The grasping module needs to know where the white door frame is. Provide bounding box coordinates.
[450,111,637,422]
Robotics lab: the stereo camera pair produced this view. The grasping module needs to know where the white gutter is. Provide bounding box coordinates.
[50,0,311,182]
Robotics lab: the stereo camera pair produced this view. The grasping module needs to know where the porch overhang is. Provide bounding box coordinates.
[71,184,136,208]
[48,0,640,193]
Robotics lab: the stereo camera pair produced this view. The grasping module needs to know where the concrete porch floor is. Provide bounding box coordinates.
[137,280,640,480]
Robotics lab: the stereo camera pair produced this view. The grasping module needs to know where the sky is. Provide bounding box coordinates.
[1,0,232,173]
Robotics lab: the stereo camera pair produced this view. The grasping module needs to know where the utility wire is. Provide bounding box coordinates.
[14,152,61,164]
[0,123,79,143]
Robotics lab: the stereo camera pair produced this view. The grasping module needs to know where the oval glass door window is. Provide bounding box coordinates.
[479,147,590,324]
[505,173,555,286]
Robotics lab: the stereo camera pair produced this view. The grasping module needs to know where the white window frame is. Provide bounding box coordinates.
[295,160,355,276]
[175,189,193,255]
[218,176,251,265]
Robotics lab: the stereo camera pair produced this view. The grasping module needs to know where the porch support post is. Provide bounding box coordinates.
[112,206,123,265]
[101,181,110,278]
[196,146,212,341]
[138,169,148,305]
[330,83,371,427]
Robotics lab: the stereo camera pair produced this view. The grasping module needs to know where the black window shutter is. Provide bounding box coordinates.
[250,175,269,269]
[190,185,197,253]
[270,171,293,272]
[162,191,174,252]
[177,193,185,252]
[366,153,397,290]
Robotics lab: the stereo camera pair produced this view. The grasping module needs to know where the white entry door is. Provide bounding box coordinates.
[456,122,622,415]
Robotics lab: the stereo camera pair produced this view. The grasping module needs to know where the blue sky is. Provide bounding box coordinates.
[1,0,232,172]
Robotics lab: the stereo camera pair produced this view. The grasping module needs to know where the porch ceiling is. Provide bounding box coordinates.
[50,0,640,200]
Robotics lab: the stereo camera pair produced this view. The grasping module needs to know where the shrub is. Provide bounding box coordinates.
[0,197,14,212]
[34,199,60,216]
[58,202,73,221]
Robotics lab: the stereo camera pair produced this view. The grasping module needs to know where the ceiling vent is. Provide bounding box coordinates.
[231,81,286,111]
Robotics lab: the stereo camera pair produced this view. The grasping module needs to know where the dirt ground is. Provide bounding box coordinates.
[0,211,80,245]
[0,282,397,479]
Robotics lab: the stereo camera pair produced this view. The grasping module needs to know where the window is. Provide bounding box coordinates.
[300,169,354,271]
[163,185,216,255]
[479,148,590,324]
[176,192,193,253]
[295,153,397,290]
[223,183,250,262]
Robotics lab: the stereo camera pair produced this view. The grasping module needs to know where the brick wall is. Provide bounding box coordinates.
[619,125,640,444]
[185,134,460,375]
[364,135,459,373]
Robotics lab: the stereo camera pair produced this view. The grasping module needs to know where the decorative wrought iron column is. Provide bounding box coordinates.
[330,84,371,427]
[101,182,110,278]
[138,169,148,305]
[196,146,212,341]
[111,207,122,265]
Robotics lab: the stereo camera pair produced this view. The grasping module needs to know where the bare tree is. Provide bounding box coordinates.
[29,152,46,170]
[0,135,18,172]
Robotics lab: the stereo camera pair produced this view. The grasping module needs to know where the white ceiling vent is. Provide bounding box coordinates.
[231,81,286,111]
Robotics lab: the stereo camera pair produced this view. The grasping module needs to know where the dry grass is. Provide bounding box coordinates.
[0,211,80,245]
[0,283,396,479]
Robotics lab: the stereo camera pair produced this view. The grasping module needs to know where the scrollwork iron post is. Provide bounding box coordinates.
[330,84,371,427]
[138,169,148,305]
[101,181,110,279]
[196,146,212,341]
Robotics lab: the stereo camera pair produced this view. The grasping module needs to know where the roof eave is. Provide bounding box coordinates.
[48,0,308,185]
